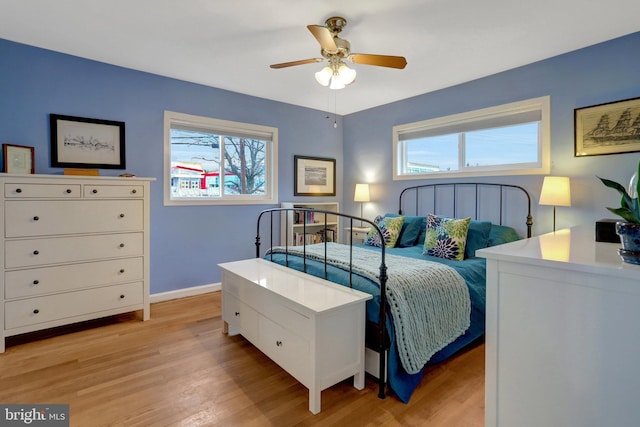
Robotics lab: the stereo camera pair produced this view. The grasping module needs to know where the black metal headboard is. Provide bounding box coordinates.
[398,182,533,238]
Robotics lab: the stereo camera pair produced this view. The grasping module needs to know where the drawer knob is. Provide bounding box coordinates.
[33,250,39,255]
[119,243,125,248]
[276,340,283,347]
[33,216,40,221]
[119,269,125,274]
[66,189,72,194]
[16,188,22,193]
[33,309,39,314]
[32,280,39,285]
[120,294,125,299]
[92,189,98,194]
[131,189,137,194]
[234,311,240,316]
[119,213,125,218]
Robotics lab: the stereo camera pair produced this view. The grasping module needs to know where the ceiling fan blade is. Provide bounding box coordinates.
[270,58,324,69]
[307,25,337,52]
[349,53,407,69]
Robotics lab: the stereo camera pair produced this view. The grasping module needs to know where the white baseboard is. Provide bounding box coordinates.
[150,282,220,303]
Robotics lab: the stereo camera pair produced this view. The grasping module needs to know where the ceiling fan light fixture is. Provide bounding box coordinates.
[329,77,345,90]
[337,63,356,85]
[316,61,356,90]
[314,66,332,86]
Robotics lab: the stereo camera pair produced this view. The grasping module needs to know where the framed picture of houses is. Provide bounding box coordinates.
[575,97,640,157]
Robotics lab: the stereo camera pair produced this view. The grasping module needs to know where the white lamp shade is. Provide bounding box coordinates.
[329,78,345,90]
[314,67,332,86]
[354,183,370,202]
[337,63,356,85]
[539,176,571,207]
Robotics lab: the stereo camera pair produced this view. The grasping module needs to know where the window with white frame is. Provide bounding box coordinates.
[393,96,550,180]
[164,111,278,205]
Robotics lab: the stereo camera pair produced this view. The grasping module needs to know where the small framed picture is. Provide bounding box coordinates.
[294,155,336,196]
[50,114,126,169]
[3,144,35,174]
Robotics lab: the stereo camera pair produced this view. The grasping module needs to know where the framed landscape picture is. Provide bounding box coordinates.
[294,155,336,196]
[575,97,640,157]
[50,114,126,169]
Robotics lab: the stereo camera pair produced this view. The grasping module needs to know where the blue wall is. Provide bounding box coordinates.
[343,32,640,235]
[2,32,639,294]
[0,38,343,294]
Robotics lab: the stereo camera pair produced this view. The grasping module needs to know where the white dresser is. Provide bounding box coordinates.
[1,174,152,353]
[478,226,640,427]
[219,258,371,414]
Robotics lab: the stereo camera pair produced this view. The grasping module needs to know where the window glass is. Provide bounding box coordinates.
[393,96,550,179]
[405,134,459,172]
[164,111,277,205]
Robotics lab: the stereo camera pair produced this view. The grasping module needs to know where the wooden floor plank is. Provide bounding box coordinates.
[0,292,484,426]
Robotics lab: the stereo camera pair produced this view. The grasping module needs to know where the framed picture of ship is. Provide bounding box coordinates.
[575,97,640,157]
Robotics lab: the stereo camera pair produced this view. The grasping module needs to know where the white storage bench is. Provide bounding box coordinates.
[219,258,372,414]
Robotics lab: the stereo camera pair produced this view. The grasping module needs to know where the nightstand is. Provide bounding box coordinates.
[344,226,371,244]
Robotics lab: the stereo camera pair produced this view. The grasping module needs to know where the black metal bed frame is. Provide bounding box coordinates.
[255,182,532,400]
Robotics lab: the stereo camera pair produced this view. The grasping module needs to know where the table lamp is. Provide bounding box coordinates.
[354,183,370,224]
[539,176,571,232]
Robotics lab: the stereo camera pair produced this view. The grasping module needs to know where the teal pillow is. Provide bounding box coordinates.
[488,224,522,246]
[417,223,427,246]
[384,214,426,247]
[422,214,471,261]
[464,220,492,258]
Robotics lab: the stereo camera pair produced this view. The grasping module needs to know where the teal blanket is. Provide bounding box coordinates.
[267,243,470,374]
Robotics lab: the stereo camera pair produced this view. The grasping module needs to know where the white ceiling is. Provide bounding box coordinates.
[1,0,638,115]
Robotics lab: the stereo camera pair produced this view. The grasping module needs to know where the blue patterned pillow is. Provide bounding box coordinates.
[422,214,471,261]
[365,215,406,248]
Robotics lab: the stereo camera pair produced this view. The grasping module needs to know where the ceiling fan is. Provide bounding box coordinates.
[270,16,407,90]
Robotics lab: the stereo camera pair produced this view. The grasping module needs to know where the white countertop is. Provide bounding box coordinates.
[477,225,640,280]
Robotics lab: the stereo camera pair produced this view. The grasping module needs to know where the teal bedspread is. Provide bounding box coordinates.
[267,243,471,375]
[264,243,487,403]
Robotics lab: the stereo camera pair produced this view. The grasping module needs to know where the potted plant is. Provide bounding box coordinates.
[598,159,640,263]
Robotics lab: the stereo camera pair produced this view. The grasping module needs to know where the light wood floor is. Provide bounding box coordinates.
[0,292,485,426]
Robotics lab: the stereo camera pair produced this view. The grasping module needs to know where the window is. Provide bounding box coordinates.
[164,111,278,205]
[393,96,550,180]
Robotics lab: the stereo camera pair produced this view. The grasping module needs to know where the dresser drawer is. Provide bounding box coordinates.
[4,183,81,199]
[222,292,259,343]
[258,314,310,384]
[5,232,143,268]
[5,200,143,238]
[5,257,143,299]
[84,184,144,198]
[4,282,143,330]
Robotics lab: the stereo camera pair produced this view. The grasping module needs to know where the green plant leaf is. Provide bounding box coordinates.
[598,176,630,197]
[598,176,636,220]
[606,207,640,223]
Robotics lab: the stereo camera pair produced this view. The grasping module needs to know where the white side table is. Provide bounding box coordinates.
[345,226,371,244]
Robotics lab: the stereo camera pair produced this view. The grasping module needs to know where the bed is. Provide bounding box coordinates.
[255,182,532,403]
